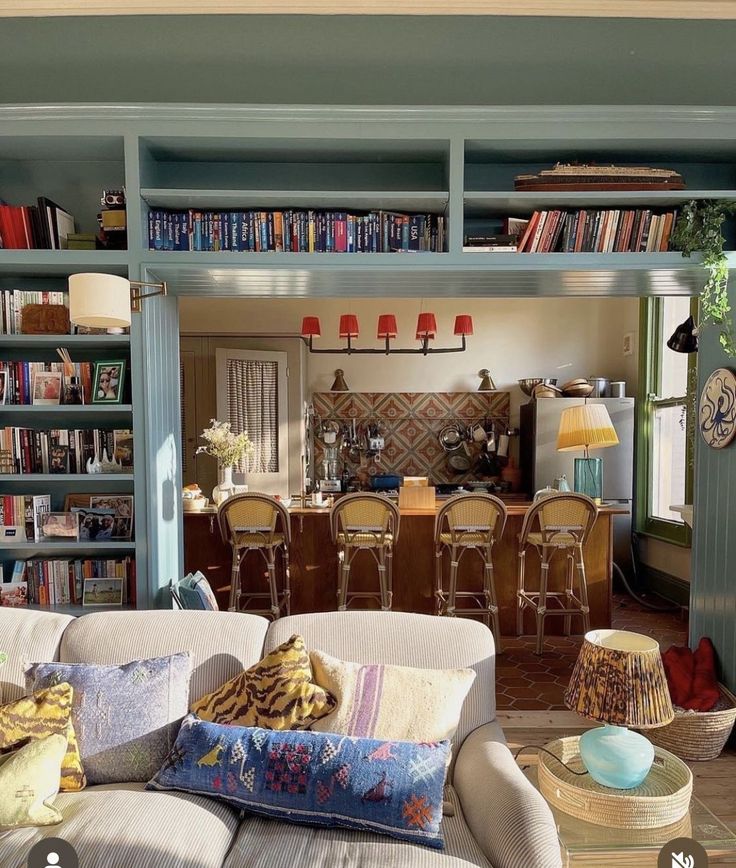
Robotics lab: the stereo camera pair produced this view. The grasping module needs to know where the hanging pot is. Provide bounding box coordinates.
[448,450,471,472]
[439,424,463,451]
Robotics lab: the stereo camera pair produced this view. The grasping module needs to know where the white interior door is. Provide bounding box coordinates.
[216,348,289,496]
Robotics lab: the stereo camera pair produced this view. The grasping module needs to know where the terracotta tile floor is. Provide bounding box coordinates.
[496,593,689,710]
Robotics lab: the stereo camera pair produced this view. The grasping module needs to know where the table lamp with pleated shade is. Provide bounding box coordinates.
[564,629,674,789]
[556,403,619,503]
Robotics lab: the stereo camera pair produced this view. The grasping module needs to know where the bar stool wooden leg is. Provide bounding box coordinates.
[266,548,280,619]
[434,547,444,616]
[484,545,502,654]
[282,545,291,617]
[386,544,394,610]
[576,544,591,634]
[564,551,574,637]
[447,547,459,617]
[516,548,526,636]
[377,547,389,611]
[228,549,241,612]
[536,549,551,655]
[337,547,348,611]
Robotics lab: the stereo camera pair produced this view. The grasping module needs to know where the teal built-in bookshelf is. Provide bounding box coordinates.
[1,104,734,612]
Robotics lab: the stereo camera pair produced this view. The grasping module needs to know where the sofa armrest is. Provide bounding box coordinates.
[454,722,562,868]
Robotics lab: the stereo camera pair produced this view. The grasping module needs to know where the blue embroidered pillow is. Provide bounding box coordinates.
[148,714,449,849]
[26,653,192,786]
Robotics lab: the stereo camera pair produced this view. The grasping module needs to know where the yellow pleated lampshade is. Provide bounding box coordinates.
[556,403,620,452]
[564,630,674,729]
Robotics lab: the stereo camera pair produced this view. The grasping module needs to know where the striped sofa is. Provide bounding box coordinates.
[0,608,561,868]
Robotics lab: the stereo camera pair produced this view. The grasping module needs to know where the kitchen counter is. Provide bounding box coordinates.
[184,499,625,633]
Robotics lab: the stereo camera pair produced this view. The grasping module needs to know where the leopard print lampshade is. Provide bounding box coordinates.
[564,629,674,729]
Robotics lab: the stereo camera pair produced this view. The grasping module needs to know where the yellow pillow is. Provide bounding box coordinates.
[0,683,85,791]
[191,634,336,729]
[0,734,66,829]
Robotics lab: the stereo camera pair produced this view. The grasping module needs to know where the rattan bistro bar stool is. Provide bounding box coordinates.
[217,493,292,619]
[329,493,400,611]
[516,492,598,655]
[434,493,508,652]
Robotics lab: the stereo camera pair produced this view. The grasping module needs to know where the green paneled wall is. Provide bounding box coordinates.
[1,16,736,106]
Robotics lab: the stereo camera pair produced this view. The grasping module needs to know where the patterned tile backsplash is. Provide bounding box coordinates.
[312,391,510,484]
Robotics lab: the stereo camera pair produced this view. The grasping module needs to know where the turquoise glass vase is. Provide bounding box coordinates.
[573,456,603,502]
[579,724,654,789]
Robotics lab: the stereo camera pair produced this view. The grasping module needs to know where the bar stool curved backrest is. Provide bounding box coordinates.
[217,493,292,618]
[517,492,598,654]
[434,493,508,650]
[329,493,401,611]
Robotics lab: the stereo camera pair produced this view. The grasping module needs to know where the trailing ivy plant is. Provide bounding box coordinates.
[671,199,736,357]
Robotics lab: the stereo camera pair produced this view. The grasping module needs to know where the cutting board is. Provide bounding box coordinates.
[398,486,436,510]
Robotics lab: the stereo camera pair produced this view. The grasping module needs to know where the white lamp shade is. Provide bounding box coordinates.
[68,273,131,328]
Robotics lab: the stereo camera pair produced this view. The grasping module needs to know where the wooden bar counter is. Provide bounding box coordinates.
[184,500,626,635]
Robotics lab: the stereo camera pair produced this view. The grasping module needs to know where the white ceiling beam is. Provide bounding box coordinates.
[2,1,736,18]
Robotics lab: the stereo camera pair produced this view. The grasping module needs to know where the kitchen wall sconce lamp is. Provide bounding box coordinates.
[301,313,473,356]
[68,273,168,329]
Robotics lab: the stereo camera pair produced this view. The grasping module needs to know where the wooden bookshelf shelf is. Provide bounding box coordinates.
[0,541,136,555]
[0,334,131,349]
[141,188,450,213]
[0,404,132,414]
[0,474,135,483]
[0,250,129,276]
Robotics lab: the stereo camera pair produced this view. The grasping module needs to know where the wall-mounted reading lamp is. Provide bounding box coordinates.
[68,273,168,329]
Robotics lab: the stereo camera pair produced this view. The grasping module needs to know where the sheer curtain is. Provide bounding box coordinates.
[226,358,279,474]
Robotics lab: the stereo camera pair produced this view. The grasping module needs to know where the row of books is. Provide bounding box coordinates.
[0,199,76,250]
[517,209,678,254]
[0,428,133,475]
[148,209,447,253]
[0,361,94,405]
[0,494,50,541]
[1,290,68,335]
[0,556,136,607]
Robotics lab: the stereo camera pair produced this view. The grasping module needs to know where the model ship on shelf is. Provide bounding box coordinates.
[514,163,686,192]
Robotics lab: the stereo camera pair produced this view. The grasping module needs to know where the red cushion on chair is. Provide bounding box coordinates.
[661,645,695,708]
[682,637,720,712]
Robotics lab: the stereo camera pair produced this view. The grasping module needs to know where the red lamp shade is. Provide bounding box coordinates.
[454,314,474,336]
[301,316,322,337]
[377,314,398,339]
[416,312,437,340]
[339,314,360,338]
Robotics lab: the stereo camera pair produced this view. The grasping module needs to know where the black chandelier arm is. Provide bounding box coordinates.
[305,336,467,355]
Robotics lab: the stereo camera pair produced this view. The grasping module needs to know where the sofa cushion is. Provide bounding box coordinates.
[0,782,239,868]
[0,683,85,791]
[309,649,475,744]
[58,610,269,703]
[26,653,192,786]
[191,634,336,729]
[0,734,67,830]
[265,612,495,754]
[0,609,74,703]
[223,784,492,868]
[149,715,450,850]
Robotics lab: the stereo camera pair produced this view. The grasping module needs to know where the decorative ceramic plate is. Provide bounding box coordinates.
[699,367,736,449]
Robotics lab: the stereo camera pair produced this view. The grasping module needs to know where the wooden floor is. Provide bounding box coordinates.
[501,710,736,865]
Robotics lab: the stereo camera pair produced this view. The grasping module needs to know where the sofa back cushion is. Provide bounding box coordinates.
[59,611,269,703]
[264,612,495,752]
[0,609,74,702]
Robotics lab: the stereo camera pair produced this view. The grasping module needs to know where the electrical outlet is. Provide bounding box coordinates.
[623,332,634,356]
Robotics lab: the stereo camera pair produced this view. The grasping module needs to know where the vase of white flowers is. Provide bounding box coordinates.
[196,419,254,506]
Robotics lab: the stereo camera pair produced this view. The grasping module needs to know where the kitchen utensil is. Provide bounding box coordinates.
[497,434,509,458]
[587,377,610,397]
[609,381,626,397]
[448,452,472,472]
[519,378,558,397]
[533,383,562,399]
[553,474,571,492]
[471,423,488,443]
[562,381,594,398]
[439,424,463,451]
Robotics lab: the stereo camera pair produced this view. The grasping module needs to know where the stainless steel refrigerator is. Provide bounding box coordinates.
[520,397,635,579]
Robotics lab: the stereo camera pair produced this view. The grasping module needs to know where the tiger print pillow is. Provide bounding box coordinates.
[0,682,85,791]
[191,634,336,730]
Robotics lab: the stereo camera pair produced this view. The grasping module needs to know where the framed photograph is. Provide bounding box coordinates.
[0,582,28,608]
[83,577,124,607]
[92,361,126,404]
[71,507,116,541]
[32,371,62,405]
[0,370,7,405]
[90,495,134,540]
[49,444,70,474]
[39,511,79,540]
[113,430,134,468]
[63,493,93,512]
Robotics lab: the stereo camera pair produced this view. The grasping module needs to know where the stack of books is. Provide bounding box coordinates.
[0,361,93,404]
[148,209,446,253]
[1,290,69,335]
[0,493,50,542]
[517,209,678,253]
[0,428,132,475]
[0,199,76,250]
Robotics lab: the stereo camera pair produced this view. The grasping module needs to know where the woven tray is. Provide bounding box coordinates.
[646,684,736,761]
[538,736,692,829]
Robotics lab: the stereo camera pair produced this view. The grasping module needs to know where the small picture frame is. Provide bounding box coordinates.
[90,495,134,540]
[39,511,79,540]
[71,507,116,541]
[32,371,62,405]
[0,370,7,405]
[83,577,124,607]
[0,582,28,608]
[92,360,126,404]
[49,444,70,474]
